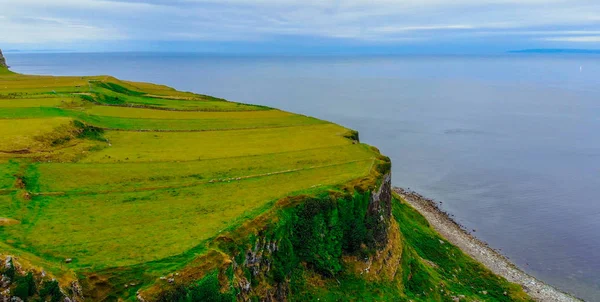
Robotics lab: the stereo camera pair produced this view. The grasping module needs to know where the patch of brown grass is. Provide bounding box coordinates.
[0,218,20,226]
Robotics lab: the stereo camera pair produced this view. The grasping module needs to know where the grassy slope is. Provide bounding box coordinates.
[0,66,529,301]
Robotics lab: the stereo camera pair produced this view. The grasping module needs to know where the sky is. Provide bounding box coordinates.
[1,0,600,54]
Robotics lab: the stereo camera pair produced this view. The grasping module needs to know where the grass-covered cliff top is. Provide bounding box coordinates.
[0,65,386,290]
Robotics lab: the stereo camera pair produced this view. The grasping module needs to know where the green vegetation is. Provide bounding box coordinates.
[0,63,529,301]
[290,196,531,301]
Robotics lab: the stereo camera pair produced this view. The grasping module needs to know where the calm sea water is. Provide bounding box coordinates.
[6,52,600,300]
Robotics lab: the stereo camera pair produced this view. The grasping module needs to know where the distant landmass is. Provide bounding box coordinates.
[510,48,600,54]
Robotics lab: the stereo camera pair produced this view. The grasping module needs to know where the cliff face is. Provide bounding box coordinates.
[230,172,394,301]
[0,49,7,68]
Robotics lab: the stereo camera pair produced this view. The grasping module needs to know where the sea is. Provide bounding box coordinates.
[5,52,600,301]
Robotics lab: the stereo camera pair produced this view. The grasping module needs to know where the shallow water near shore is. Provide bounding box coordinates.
[6,52,600,300]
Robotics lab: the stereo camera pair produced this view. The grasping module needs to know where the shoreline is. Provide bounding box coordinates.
[393,187,582,302]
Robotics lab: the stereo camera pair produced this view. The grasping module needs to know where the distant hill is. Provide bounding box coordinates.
[510,48,600,54]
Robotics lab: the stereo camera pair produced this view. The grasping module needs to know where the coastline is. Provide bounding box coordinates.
[393,187,582,302]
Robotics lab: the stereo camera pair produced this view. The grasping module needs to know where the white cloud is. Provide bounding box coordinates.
[475,30,600,36]
[543,36,600,42]
[372,25,475,33]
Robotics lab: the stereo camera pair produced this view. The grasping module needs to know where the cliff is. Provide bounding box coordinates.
[0,49,7,68]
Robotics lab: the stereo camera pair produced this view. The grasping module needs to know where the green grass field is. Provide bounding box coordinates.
[0,66,382,293]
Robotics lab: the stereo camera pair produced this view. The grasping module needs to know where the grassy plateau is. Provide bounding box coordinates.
[0,62,530,301]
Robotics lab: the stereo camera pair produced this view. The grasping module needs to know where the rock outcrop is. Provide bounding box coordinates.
[0,49,7,68]
[0,255,79,302]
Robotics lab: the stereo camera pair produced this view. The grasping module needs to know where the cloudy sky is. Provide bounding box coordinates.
[1,0,600,53]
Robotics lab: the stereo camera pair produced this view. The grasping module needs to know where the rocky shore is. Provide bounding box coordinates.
[393,187,582,302]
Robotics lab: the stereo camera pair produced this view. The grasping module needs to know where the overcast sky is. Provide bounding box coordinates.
[1,0,600,53]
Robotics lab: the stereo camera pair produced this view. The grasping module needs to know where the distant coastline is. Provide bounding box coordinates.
[393,187,582,302]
